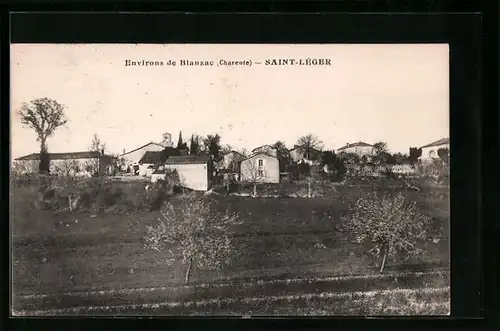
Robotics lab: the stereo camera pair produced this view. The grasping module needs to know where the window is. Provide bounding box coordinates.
[429,150,436,158]
[258,170,264,177]
[258,159,263,167]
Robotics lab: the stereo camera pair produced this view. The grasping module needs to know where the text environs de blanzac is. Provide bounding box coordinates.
[124,58,332,67]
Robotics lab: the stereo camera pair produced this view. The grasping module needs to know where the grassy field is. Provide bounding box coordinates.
[11,178,450,315]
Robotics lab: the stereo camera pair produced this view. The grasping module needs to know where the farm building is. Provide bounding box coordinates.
[158,155,211,191]
[419,138,449,163]
[138,151,164,177]
[289,145,322,164]
[240,152,280,184]
[14,151,115,176]
[120,132,173,168]
[222,150,246,171]
[337,141,376,156]
[251,145,278,158]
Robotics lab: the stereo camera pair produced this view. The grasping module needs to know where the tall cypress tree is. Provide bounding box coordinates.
[177,131,184,150]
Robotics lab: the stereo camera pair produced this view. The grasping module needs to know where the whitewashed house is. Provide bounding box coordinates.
[158,155,211,191]
[138,151,164,177]
[120,132,173,172]
[337,141,376,156]
[419,138,449,163]
[240,152,279,184]
[251,145,278,158]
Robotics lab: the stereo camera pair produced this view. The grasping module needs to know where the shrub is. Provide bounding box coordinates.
[339,193,436,273]
[144,193,241,284]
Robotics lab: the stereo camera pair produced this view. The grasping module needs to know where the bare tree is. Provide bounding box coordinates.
[296,134,324,159]
[18,98,68,173]
[240,158,263,197]
[85,134,107,176]
[144,194,241,284]
[304,165,321,198]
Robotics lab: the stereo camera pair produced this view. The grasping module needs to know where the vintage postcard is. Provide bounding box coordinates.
[11,43,450,316]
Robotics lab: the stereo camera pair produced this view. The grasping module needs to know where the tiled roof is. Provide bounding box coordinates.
[120,142,165,156]
[138,151,164,164]
[420,138,449,149]
[251,145,277,152]
[337,142,374,151]
[165,155,210,165]
[241,152,278,161]
[15,151,111,161]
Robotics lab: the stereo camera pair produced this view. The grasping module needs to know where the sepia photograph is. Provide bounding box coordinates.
[11,43,450,316]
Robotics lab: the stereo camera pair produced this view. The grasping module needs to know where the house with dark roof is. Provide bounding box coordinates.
[336,141,376,156]
[222,150,246,172]
[155,155,211,191]
[15,151,115,176]
[289,145,322,164]
[419,137,449,162]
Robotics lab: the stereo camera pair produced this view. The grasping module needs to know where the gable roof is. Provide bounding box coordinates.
[241,152,278,162]
[138,151,164,164]
[420,138,449,149]
[251,145,277,152]
[224,150,245,157]
[165,155,209,165]
[337,142,374,151]
[120,142,165,157]
[15,151,112,161]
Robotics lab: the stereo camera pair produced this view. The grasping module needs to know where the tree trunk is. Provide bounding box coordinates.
[184,257,193,284]
[379,250,388,273]
[253,184,257,197]
[68,195,73,211]
[307,182,311,198]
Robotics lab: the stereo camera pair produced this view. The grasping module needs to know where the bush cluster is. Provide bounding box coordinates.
[11,172,180,215]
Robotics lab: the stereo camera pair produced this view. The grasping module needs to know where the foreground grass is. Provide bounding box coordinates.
[13,270,449,311]
[13,286,450,316]
[12,192,449,296]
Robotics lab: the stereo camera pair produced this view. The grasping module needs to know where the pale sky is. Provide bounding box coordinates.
[10,43,449,159]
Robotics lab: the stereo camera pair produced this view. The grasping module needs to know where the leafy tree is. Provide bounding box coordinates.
[273,141,291,172]
[296,134,323,159]
[203,134,222,162]
[338,152,361,165]
[392,153,407,165]
[437,148,449,164]
[321,150,347,181]
[340,193,436,273]
[321,150,337,168]
[372,142,392,165]
[373,142,389,154]
[408,147,423,165]
[18,98,68,174]
[144,194,241,284]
